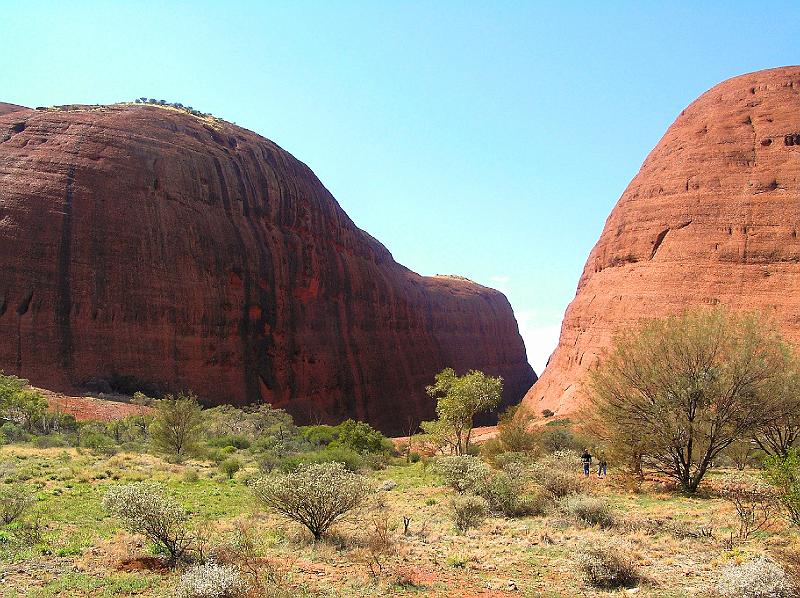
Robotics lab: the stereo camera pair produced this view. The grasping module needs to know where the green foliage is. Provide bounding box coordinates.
[251,462,373,540]
[763,448,800,525]
[589,308,793,492]
[149,392,204,461]
[0,483,35,524]
[0,372,48,432]
[328,419,392,454]
[278,445,366,473]
[300,425,338,447]
[422,368,503,455]
[219,457,241,480]
[450,495,488,532]
[532,450,585,499]
[434,455,490,494]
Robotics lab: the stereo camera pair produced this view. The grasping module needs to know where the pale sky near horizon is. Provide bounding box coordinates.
[3,1,800,375]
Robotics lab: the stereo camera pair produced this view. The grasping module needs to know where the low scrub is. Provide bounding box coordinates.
[576,540,640,589]
[559,494,615,528]
[532,450,585,498]
[0,483,35,524]
[176,562,249,598]
[451,495,488,532]
[716,556,795,598]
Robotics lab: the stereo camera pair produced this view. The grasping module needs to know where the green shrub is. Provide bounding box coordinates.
[451,495,488,532]
[0,484,35,524]
[207,435,251,450]
[251,462,373,540]
[183,469,199,483]
[763,448,800,525]
[475,471,526,516]
[329,419,392,454]
[559,494,615,528]
[219,458,241,480]
[434,455,490,494]
[279,446,365,472]
[300,425,338,447]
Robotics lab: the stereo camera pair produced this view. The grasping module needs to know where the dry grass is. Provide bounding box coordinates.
[1,446,798,597]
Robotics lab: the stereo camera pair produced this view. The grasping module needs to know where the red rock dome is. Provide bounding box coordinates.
[523,66,800,416]
[0,103,534,433]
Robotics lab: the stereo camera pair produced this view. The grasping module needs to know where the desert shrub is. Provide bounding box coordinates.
[184,469,200,483]
[718,474,779,543]
[207,435,251,450]
[0,483,35,524]
[451,495,488,532]
[176,562,249,598]
[103,482,193,564]
[716,556,794,598]
[558,494,615,528]
[532,450,584,498]
[219,458,241,480]
[576,540,640,589]
[150,392,203,461]
[473,469,534,517]
[251,462,372,540]
[763,448,800,525]
[329,419,392,454]
[279,446,365,472]
[1,422,29,443]
[434,455,490,494]
[300,425,338,447]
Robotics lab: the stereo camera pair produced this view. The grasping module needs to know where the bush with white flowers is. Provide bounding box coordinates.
[716,556,794,598]
[176,563,248,598]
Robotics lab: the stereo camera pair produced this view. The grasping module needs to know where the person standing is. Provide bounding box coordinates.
[581,449,592,477]
[597,453,608,477]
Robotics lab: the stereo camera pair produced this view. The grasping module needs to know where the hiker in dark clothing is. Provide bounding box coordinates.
[597,453,608,477]
[581,449,592,476]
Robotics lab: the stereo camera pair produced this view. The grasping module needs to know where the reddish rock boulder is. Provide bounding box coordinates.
[0,103,534,433]
[523,66,800,417]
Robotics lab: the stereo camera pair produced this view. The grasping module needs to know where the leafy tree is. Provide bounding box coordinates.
[422,368,503,456]
[150,392,203,461]
[754,367,800,456]
[589,308,791,493]
[0,372,47,432]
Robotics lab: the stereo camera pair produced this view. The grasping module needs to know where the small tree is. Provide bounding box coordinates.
[0,373,47,432]
[219,457,241,480]
[754,368,800,456]
[718,474,779,543]
[251,462,372,540]
[422,368,503,456]
[150,392,203,461]
[103,482,193,565]
[0,483,35,524]
[589,309,791,493]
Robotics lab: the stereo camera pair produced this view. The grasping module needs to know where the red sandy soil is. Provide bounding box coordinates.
[41,388,152,421]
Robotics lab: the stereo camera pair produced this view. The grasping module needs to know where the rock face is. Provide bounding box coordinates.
[0,103,534,433]
[523,66,800,417]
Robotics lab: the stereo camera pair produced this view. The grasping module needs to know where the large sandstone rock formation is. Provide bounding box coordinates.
[523,66,800,416]
[0,103,534,433]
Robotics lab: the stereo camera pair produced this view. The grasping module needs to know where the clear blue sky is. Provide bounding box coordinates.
[3,2,799,374]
